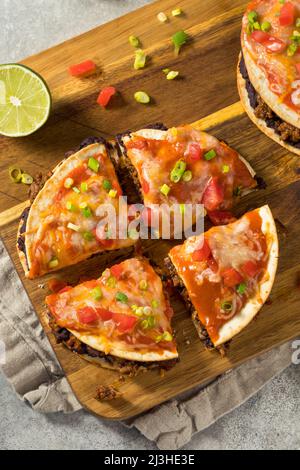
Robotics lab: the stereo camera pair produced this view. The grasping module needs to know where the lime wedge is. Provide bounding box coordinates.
[0,64,51,137]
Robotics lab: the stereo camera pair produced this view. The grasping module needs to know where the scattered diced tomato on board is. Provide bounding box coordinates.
[97,86,117,107]
[68,60,96,77]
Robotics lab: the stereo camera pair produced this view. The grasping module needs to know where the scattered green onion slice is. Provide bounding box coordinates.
[80,182,88,192]
[261,21,271,32]
[79,201,87,209]
[91,286,103,301]
[162,68,170,74]
[116,292,128,303]
[107,276,116,288]
[66,201,77,212]
[134,49,147,70]
[108,189,117,198]
[129,35,140,47]
[157,12,168,23]
[182,170,192,182]
[166,70,179,80]
[139,279,148,290]
[83,231,94,241]
[156,331,173,342]
[151,299,159,308]
[81,206,92,218]
[9,166,23,183]
[221,301,232,312]
[253,21,261,30]
[247,11,258,23]
[170,159,186,182]
[64,177,74,189]
[143,306,152,315]
[222,164,230,174]
[141,315,155,329]
[67,222,80,232]
[204,149,217,160]
[172,8,182,17]
[172,30,189,56]
[288,42,298,57]
[135,306,144,317]
[49,257,59,268]
[102,179,112,191]
[237,283,247,295]
[134,91,150,104]
[160,183,171,196]
[88,157,99,173]
[72,186,80,194]
[21,173,33,185]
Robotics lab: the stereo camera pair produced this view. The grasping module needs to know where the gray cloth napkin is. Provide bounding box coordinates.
[0,238,293,449]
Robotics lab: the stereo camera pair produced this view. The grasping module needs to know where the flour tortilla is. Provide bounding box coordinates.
[17,143,134,278]
[241,27,300,130]
[237,54,300,156]
[214,205,278,346]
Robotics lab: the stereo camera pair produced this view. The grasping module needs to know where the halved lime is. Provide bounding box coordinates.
[0,64,51,137]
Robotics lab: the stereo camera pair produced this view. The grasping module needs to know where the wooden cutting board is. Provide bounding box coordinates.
[1,0,300,420]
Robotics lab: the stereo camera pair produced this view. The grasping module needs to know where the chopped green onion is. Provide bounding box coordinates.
[67,222,80,232]
[157,12,168,23]
[222,164,230,174]
[151,299,159,308]
[182,170,192,182]
[49,257,59,268]
[102,179,112,191]
[134,49,147,70]
[221,301,232,312]
[131,304,138,312]
[162,68,170,74]
[83,231,94,241]
[172,30,189,56]
[172,8,182,17]
[66,201,77,212]
[134,91,150,104]
[288,42,298,57]
[135,307,144,316]
[64,177,74,188]
[204,149,217,161]
[179,203,185,215]
[247,11,258,24]
[91,286,103,301]
[80,182,88,192]
[107,276,116,288]
[160,183,171,196]
[253,21,261,30]
[143,306,152,315]
[81,206,92,217]
[261,21,271,32]
[9,166,23,183]
[237,283,247,295]
[88,157,99,173]
[156,331,173,342]
[79,201,87,209]
[129,35,140,47]
[20,173,33,185]
[170,159,186,182]
[139,280,148,290]
[72,186,80,194]
[141,315,155,329]
[166,70,179,80]
[108,189,117,198]
[116,292,128,303]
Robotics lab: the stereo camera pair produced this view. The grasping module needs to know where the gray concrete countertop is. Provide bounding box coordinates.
[1,0,299,450]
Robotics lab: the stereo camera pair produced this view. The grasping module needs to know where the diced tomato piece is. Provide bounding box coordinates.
[96,308,113,322]
[202,177,224,211]
[141,179,150,194]
[251,31,286,53]
[77,307,99,324]
[48,278,67,293]
[192,239,211,262]
[295,63,300,75]
[241,260,261,278]
[97,86,116,107]
[112,313,138,333]
[110,264,123,279]
[83,280,99,289]
[207,257,218,273]
[207,210,237,226]
[69,60,96,77]
[222,267,243,287]
[279,2,295,26]
[185,142,203,162]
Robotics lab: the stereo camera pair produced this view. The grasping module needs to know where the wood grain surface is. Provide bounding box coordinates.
[1,0,300,419]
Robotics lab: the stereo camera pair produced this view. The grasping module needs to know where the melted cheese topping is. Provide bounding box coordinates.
[26,144,134,278]
[46,258,176,355]
[169,208,269,343]
[243,0,300,112]
[124,126,256,212]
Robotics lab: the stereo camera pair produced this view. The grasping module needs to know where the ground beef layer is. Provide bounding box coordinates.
[239,55,300,148]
